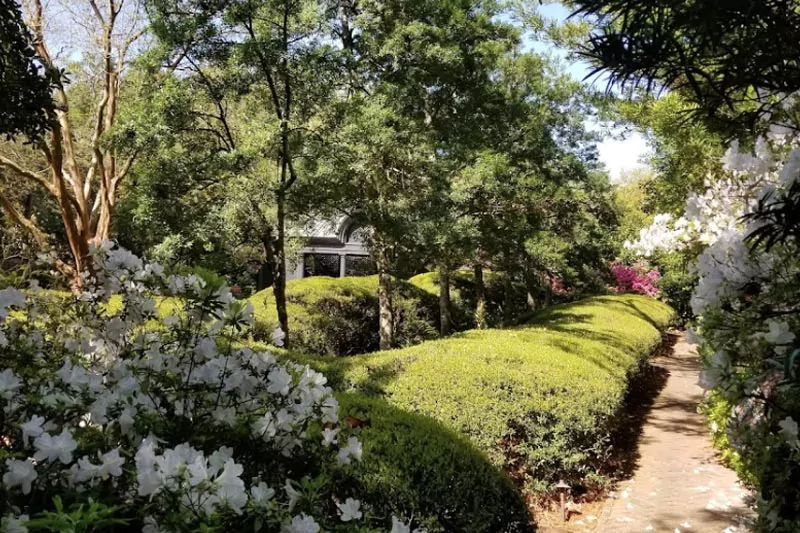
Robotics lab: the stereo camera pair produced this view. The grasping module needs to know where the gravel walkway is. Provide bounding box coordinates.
[596,333,753,533]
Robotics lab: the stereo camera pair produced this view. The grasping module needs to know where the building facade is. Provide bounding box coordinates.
[287,216,375,280]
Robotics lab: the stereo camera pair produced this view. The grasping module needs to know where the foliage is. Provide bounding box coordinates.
[333,394,532,533]
[408,270,530,329]
[614,94,726,215]
[300,295,675,495]
[0,0,54,140]
[0,0,147,276]
[0,243,434,532]
[250,276,439,356]
[685,135,800,532]
[609,261,660,297]
[572,0,800,135]
[652,252,696,324]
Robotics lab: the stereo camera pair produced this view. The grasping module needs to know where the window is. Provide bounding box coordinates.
[345,255,375,276]
[303,254,340,277]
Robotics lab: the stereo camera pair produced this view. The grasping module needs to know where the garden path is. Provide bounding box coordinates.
[595,333,753,533]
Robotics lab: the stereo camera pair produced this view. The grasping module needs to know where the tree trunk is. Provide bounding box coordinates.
[524,269,539,311]
[375,237,394,350]
[438,267,452,335]
[542,272,553,307]
[272,189,290,348]
[502,274,515,324]
[473,262,487,329]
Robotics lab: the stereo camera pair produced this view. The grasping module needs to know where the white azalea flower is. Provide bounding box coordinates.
[337,436,363,465]
[98,448,126,478]
[391,517,411,533]
[338,497,362,521]
[2,514,29,533]
[764,319,795,351]
[285,514,319,533]
[322,427,338,446]
[779,416,799,448]
[3,459,37,494]
[215,459,247,514]
[20,415,45,445]
[0,368,21,399]
[33,429,78,464]
[272,327,286,347]
[250,481,275,505]
[267,367,292,396]
[285,479,302,510]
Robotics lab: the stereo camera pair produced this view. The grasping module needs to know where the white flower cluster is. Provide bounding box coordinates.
[0,243,417,532]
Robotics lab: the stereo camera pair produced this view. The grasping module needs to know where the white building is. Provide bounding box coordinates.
[287,216,374,280]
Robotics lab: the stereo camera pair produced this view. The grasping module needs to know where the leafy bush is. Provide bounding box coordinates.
[303,295,675,494]
[0,244,397,532]
[332,394,532,533]
[250,276,439,356]
[653,251,696,323]
[610,261,661,296]
[0,245,534,533]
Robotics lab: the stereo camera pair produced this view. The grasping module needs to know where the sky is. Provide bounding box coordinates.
[524,3,651,183]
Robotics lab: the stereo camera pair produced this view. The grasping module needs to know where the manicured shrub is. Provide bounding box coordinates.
[250,275,439,356]
[332,394,532,533]
[308,295,675,494]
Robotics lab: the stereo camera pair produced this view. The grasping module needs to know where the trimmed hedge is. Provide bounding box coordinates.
[331,394,532,532]
[250,275,440,356]
[304,294,675,494]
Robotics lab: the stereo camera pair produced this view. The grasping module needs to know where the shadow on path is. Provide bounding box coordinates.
[595,332,753,533]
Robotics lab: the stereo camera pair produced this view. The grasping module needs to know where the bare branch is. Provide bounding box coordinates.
[0,189,49,247]
[88,0,106,24]
[0,155,55,194]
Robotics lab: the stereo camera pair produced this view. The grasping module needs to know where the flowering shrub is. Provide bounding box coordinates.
[610,261,661,297]
[626,125,800,532]
[0,243,423,533]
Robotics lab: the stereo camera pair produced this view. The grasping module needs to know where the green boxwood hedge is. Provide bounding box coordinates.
[303,294,675,494]
[331,394,532,532]
[249,275,440,356]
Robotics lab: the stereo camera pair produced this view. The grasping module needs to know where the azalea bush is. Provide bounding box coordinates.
[627,127,800,532]
[609,261,661,297]
[0,243,425,533]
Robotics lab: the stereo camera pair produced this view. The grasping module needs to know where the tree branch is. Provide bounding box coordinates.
[0,188,49,247]
[0,155,54,194]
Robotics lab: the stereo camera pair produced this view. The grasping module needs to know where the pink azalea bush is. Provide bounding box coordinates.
[610,261,661,297]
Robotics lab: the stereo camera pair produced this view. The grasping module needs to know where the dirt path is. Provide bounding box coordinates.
[595,333,752,533]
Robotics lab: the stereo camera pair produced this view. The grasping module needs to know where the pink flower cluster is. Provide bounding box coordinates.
[549,276,569,295]
[610,261,661,297]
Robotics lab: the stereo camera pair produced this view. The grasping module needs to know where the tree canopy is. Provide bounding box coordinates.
[0,0,55,140]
